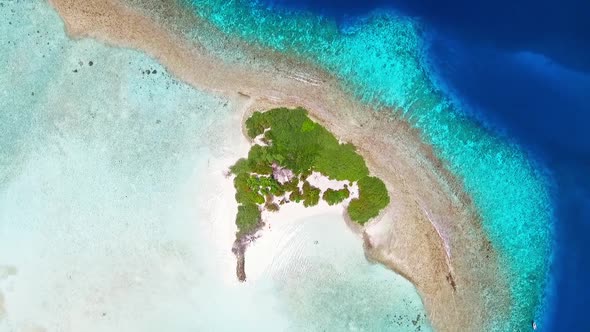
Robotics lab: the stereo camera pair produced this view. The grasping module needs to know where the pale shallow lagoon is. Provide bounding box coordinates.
[0,2,430,331]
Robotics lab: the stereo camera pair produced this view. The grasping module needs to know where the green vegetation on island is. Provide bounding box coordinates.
[301,181,321,207]
[323,187,351,206]
[236,203,261,234]
[230,107,390,235]
[244,108,368,180]
[348,176,390,223]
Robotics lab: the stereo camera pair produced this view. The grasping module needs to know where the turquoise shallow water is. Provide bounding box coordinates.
[0,2,431,331]
[186,1,554,329]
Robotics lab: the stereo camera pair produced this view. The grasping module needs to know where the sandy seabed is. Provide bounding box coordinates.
[1,0,512,330]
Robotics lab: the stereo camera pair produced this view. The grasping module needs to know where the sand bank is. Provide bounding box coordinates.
[47,0,509,330]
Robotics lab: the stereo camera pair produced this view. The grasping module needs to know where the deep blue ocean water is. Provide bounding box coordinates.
[183,0,590,329]
[260,0,590,330]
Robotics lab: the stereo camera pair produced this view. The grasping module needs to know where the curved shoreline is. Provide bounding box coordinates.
[47,0,509,330]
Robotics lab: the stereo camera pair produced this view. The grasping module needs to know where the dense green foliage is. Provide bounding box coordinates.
[302,181,321,207]
[236,203,261,234]
[244,108,369,180]
[322,187,350,206]
[229,158,251,174]
[234,173,265,205]
[282,177,300,192]
[314,143,368,181]
[246,145,273,175]
[289,188,304,203]
[347,176,390,224]
[231,107,390,232]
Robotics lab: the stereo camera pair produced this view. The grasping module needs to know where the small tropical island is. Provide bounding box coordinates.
[230,107,390,281]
